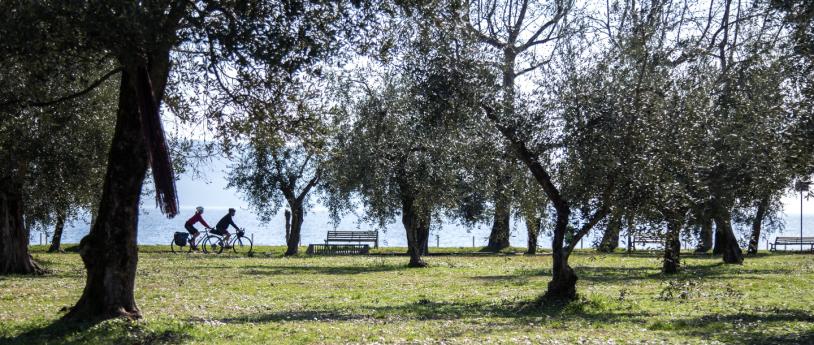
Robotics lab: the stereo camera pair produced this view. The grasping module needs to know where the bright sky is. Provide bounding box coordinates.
[172,153,814,216]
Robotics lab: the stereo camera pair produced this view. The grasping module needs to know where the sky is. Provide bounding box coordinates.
[175,153,814,216]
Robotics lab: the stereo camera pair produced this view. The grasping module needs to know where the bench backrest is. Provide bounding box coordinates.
[774,237,814,243]
[327,231,378,240]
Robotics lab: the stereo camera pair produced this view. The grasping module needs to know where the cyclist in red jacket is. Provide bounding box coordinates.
[185,206,211,250]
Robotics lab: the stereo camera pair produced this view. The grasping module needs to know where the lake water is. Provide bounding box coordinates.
[31,206,814,251]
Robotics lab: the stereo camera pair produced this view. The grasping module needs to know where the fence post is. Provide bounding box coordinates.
[436,234,439,248]
[472,236,475,248]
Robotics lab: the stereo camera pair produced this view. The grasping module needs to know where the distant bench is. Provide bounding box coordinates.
[628,233,663,251]
[307,244,370,255]
[770,237,814,252]
[326,231,379,249]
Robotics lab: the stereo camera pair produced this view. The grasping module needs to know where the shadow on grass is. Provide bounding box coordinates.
[655,309,814,345]
[524,262,798,283]
[211,298,814,344]
[215,297,649,324]
[240,264,409,276]
[0,318,189,345]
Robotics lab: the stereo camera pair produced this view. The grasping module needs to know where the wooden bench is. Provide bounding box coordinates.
[325,231,379,248]
[628,233,664,251]
[769,237,814,252]
[307,244,370,255]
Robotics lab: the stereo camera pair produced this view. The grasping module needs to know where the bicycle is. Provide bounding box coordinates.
[170,231,195,254]
[200,228,253,254]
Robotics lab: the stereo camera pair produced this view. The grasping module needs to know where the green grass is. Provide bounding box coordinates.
[1,246,813,344]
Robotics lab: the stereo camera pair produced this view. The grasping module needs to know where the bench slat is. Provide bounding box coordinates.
[325,231,379,248]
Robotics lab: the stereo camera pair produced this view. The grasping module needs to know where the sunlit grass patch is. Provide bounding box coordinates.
[2,247,813,344]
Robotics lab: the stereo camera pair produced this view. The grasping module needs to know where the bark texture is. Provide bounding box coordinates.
[401,195,430,267]
[525,215,541,255]
[486,196,511,251]
[712,225,725,255]
[747,197,769,255]
[598,210,622,253]
[284,205,303,256]
[714,207,744,264]
[0,177,42,275]
[544,211,577,300]
[64,67,150,320]
[47,211,67,253]
[695,214,713,253]
[485,164,512,252]
[662,217,684,274]
[284,209,291,243]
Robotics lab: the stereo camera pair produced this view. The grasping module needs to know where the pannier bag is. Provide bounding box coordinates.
[174,232,189,246]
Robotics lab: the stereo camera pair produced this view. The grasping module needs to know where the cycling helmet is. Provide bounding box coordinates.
[196,206,204,213]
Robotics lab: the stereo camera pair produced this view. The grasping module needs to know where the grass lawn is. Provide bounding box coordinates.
[1,246,813,344]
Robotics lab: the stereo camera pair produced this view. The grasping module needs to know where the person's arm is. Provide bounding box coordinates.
[230,217,239,231]
[200,218,211,229]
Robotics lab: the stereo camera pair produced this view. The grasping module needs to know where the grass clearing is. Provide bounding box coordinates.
[1,246,813,344]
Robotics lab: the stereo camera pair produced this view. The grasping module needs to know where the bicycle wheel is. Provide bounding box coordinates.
[231,236,253,254]
[170,239,179,254]
[201,236,224,254]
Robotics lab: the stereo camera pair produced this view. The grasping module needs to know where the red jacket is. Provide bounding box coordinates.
[185,213,211,228]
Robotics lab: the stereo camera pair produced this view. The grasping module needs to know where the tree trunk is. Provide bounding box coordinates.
[401,195,428,268]
[0,176,42,275]
[485,196,511,251]
[695,214,713,253]
[418,212,430,255]
[284,209,291,243]
[712,223,725,255]
[63,67,150,321]
[662,217,683,274]
[284,205,303,256]
[525,215,541,255]
[598,209,622,253]
[47,210,67,253]
[483,49,517,253]
[714,207,743,264]
[544,210,577,300]
[747,197,769,255]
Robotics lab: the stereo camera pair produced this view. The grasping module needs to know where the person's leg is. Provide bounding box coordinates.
[215,227,230,248]
[186,224,200,250]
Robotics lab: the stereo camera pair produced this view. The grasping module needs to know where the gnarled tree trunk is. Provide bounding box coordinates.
[47,210,67,253]
[544,210,577,300]
[284,209,291,243]
[401,194,429,267]
[713,206,743,264]
[486,197,511,251]
[662,216,684,274]
[284,205,304,256]
[712,224,725,255]
[747,197,769,255]
[63,67,150,320]
[418,212,430,255]
[695,215,713,253]
[525,215,541,255]
[0,176,42,275]
[598,209,622,253]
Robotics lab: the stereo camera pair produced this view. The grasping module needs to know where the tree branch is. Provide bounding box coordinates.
[565,202,610,258]
[3,68,122,108]
[481,103,569,215]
